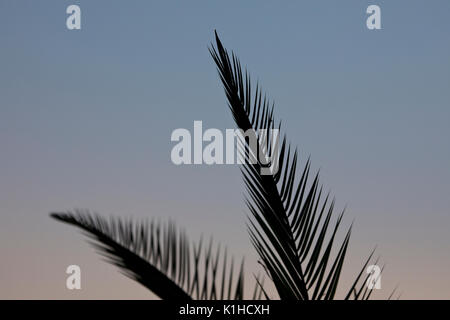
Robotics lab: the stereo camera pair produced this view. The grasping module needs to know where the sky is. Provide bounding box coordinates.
[1,0,450,299]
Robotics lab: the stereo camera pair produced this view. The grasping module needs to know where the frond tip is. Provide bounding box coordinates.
[50,210,245,300]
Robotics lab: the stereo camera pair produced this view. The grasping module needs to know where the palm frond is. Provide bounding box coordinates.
[209,31,379,300]
[51,210,246,300]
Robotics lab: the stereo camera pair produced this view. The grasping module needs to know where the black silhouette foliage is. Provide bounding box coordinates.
[50,31,392,301]
[209,31,382,300]
[51,211,261,300]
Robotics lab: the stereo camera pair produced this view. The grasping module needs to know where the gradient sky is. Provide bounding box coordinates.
[1,0,450,299]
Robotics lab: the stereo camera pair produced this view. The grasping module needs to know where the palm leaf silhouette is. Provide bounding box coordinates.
[51,210,260,300]
[49,31,394,300]
[209,31,381,300]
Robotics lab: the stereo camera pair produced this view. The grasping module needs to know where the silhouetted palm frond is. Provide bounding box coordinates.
[210,31,380,300]
[51,210,255,300]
